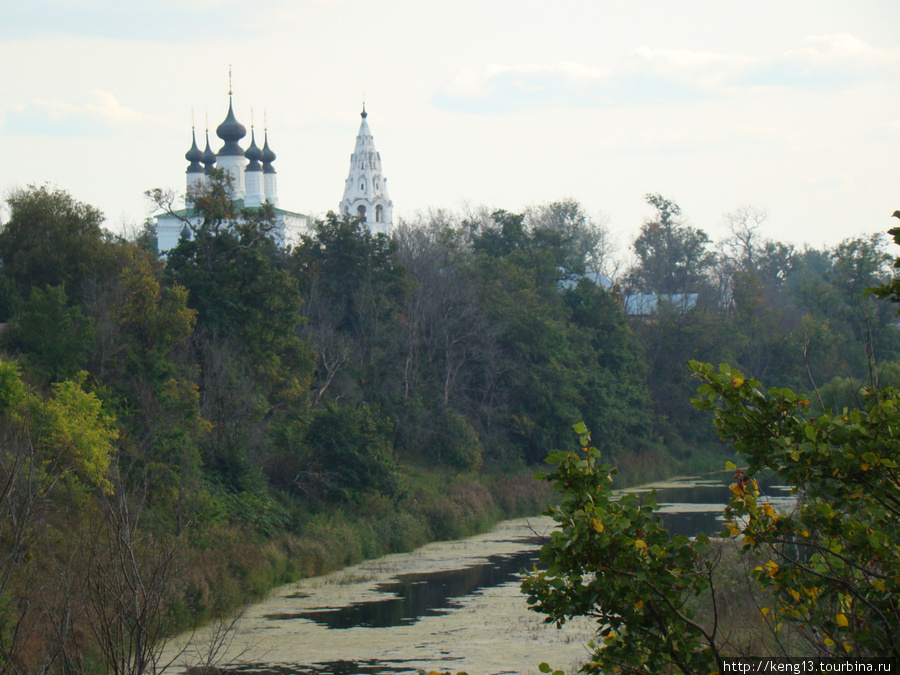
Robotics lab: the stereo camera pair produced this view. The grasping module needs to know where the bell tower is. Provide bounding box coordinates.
[339,104,393,235]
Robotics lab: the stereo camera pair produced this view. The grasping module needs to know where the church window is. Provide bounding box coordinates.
[360,180,365,191]
[358,205,367,221]
[375,205,384,223]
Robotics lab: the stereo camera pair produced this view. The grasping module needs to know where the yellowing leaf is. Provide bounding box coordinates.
[635,539,647,550]
[731,377,744,387]
[765,560,779,577]
[634,600,644,611]
[591,518,605,533]
[763,503,776,518]
[835,613,849,628]
[760,607,770,617]
[824,637,835,646]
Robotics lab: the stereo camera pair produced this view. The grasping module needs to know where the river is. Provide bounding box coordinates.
[161,474,793,675]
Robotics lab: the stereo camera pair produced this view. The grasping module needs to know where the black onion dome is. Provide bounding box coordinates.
[185,130,204,174]
[202,131,217,174]
[262,132,277,174]
[361,102,367,118]
[216,97,246,156]
[245,129,263,171]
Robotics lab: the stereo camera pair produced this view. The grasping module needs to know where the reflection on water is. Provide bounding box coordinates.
[169,473,795,674]
[261,475,792,632]
[638,474,794,538]
[265,546,542,629]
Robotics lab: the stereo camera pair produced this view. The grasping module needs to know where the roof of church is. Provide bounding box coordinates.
[262,131,276,174]
[245,129,263,172]
[185,129,204,174]
[216,96,246,156]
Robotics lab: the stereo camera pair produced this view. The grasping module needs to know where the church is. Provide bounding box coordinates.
[156,94,394,253]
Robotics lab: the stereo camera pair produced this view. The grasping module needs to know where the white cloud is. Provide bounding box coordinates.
[4,90,164,137]
[436,34,900,113]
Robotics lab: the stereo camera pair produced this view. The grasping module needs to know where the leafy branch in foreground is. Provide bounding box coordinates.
[691,360,899,658]
[522,423,723,674]
[524,360,899,672]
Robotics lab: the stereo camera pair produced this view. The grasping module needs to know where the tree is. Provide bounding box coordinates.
[0,360,120,670]
[524,367,900,670]
[522,423,724,673]
[691,362,899,658]
[626,193,714,295]
[525,372,900,671]
[0,185,115,303]
[523,199,617,279]
[290,212,407,407]
[4,284,95,383]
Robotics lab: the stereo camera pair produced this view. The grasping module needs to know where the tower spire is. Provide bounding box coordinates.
[340,105,392,234]
[215,76,247,199]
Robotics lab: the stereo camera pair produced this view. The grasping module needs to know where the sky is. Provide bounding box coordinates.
[1,0,898,255]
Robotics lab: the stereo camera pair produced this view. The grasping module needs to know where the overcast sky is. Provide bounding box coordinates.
[1,0,898,254]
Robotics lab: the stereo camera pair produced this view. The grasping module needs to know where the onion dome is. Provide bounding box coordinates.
[185,129,204,174]
[215,96,247,156]
[202,130,217,174]
[245,129,263,172]
[361,102,367,119]
[262,131,277,174]
[180,223,192,240]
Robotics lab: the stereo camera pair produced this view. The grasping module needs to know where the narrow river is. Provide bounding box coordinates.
[162,474,793,675]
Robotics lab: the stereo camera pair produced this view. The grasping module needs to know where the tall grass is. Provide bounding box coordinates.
[169,465,552,633]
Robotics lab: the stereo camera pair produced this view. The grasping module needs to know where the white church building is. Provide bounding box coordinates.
[157,96,393,253]
[339,104,393,236]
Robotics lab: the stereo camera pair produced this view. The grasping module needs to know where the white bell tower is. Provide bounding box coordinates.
[339,105,393,235]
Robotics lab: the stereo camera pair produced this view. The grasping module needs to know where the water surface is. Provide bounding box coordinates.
[164,473,793,675]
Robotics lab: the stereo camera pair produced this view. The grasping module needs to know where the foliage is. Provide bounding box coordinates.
[523,423,723,673]
[3,284,96,383]
[1,360,118,494]
[691,361,899,657]
[0,184,115,303]
[626,193,715,295]
[296,403,398,504]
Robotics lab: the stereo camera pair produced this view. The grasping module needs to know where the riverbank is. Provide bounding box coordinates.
[167,467,557,634]
[161,516,596,675]
[164,446,723,651]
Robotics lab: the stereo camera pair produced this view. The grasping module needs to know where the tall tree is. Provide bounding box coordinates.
[627,193,714,295]
[0,185,115,306]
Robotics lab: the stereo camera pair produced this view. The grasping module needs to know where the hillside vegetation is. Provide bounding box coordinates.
[1,179,898,671]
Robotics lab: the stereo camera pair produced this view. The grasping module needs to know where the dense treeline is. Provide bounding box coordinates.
[0,178,897,671]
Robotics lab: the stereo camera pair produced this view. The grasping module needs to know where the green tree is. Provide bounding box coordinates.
[290,212,407,407]
[627,193,715,295]
[4,284,95,383]
[691,362,899,657]
[522,423,723,673]
[0,185,115,304]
